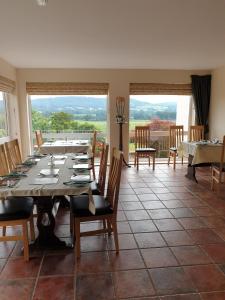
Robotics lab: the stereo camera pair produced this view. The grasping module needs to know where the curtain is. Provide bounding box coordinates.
[191,75,211,136]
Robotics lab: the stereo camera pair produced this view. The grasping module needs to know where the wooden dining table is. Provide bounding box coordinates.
[179,141,223,182]
[39,139,90,155]
[0,154,91,249]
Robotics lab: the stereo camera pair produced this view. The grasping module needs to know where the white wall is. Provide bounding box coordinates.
[16,68,211,158]
[210,66,225,140]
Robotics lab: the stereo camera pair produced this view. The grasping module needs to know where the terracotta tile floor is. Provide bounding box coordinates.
[1,164,225,299]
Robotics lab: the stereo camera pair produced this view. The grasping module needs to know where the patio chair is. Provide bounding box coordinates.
[189,125,204,141]
[134,126,156,170]
[168,125,184,170]
[35,130,44,149]
[70,148,123,259]
[211,135,225,190]
[0,144,35,261]
[90,130,97,180]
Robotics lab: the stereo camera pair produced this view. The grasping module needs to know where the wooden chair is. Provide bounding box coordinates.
[211,136,225,190]
[70,148,123,259]
[189,125,204,142]
[91,142,109,196]
[4,139,22,172]
[90,130,97,180]
[35,130,44,149]
[134,126,156,170]
[168,125,184,170]
[0,144,35,261]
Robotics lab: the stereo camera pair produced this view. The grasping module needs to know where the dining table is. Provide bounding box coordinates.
[39,139,90,155]
[179,141,223,182]
[0,154,92,249]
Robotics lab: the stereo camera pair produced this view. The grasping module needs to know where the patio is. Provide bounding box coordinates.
[0,164,225,299]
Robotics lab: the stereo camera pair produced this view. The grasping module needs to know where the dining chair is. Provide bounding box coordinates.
[168,125,184,170]
[35,130,44,149]
[70,148,123,259]
[4,139,22,172]
[0,144,35,261]
[134,126,156,170]
[211,136,225,190]
[90,130,97,180]
[189,125,204,142]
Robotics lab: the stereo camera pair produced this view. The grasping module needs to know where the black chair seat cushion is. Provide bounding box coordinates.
[212,163,225,171]
[170,147,177,152]
[70,194,113,217]
[136,148,156,152]
[0,197,33,221]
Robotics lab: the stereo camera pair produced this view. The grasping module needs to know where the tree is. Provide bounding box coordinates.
[50,112,74,131]
[32,110,50,131]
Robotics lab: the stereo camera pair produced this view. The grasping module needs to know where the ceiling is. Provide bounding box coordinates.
[0,0,225,69]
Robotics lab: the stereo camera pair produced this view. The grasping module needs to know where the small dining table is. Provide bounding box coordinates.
[180,141,223,182]
[39,139,90,155]
[0,154,91,249]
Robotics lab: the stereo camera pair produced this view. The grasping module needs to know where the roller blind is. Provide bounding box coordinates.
[0,75,16,94]
[26,82,109,95]
[130,83,192,95]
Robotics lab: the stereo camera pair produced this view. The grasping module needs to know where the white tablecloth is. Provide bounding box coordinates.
[0,155,90,198]
[180,141,223,165]
[40,140,90,154]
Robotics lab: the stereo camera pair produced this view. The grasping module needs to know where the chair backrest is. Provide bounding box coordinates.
[135,126,150,149]
[5,139,22,172]
[219,136,225,171]
[97,143,109,195]
[0,144,9,176]
[106,148,123,214]
[189,125,204,142]
[169,125,184,148]
[91,130,97,156]
[35,130,43,148]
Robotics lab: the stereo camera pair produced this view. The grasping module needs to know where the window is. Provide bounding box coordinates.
[0,92,8,138]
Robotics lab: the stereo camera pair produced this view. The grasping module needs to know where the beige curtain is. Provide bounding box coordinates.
[130,83,192,95]
[0,75,16,94]
[26,82,109,95]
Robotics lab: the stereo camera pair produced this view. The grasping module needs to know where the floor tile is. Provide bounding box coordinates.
[200,244,225,263]
[81,235,108,252]
[141,247,178,268]
[114,269,155,298]
[0,257,41,279]
[77,251,111,273]
[134,232,166,248]
[156,193,177,201]
[187,228,224,244]
[0,278,35,300]
[162,231,194,246]
[129,220,158,233]
[125,210,150,220]
[143,201,166,210]
[76,273,115,300]
[148,209,174,219]
[171,245,212,265]
[109,249,145,270]
[121,201,144,210]
[117,221,132,234]
[200,291,225,299]
[108,234,138,250]
[138,194,159,201]
[153,219,183,231]
[149,267,196,295]
[184,264,225,292]
[34,276,74,300]
[40,253,74,276]
[162,200,185,209]
[119,194,140,202]
[177,218,207,230]
[169,208,196,218]
[160,294,201,299]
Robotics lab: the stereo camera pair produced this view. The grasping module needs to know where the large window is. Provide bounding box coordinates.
[129,94,193,159]
[30,94,107,145]
[0,92,8,138]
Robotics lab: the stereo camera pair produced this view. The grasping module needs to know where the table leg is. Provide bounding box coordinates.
[33,196,71,249]
[185,155,198,183]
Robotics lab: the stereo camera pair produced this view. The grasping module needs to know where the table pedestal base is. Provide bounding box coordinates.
[185,155,212,183]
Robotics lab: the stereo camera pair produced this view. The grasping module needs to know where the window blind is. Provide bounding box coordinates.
[26,82,109,95]
[0,75,16,94]
[130,83,192,95]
